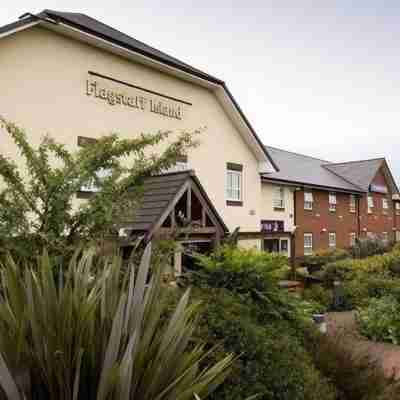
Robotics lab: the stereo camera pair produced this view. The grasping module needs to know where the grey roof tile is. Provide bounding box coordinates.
[263,146,364,192]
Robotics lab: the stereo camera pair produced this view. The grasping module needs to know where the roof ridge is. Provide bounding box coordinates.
[265,145,332,163]
[323,157,385,167]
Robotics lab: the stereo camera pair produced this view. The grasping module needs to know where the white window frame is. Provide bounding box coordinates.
[273,187,285,209]
[80,168,111,193]
[350,232,356,247]
[304,191,313,210]
[280,238,289,255]
[328,232,336,248]
[329,193,337,212]
[304,233,313,255]
[226,169,242,202]
[382,198,389,214]
[396,202,400,216]
[382,232,389,244]
[367,194,374,214]
[349,195,356,213]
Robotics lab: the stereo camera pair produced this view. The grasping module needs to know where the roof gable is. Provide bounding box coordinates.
[262,146,363,193]
[124,170,228,239]
[0,10,277,171]
[323,158,399,194]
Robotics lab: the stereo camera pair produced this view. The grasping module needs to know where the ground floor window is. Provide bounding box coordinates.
[263,238,290,256]
[350,232,356,247]
[396,231,400,242]
[304,233,313,255]
[328,232,336,248]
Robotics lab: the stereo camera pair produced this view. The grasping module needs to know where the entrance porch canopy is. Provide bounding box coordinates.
[121,170,228,244]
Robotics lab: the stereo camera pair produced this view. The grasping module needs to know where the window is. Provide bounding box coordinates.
[396,231,400,242]
[329,193,337,212]
[350,232,356,247]
[367,231,374,239]
[367,194,374,213]
[329,232,336,248]
[165,155,188,173]
[226,163,242,203]
[382,198,389,214]
[273,187,285,209]
[350,195,356,213]
[304,233,313,255]
[280,239,289,255]
[304,191,313,210]
[382,232,389,244]
[396,203,400,216]
[80,168,111,193]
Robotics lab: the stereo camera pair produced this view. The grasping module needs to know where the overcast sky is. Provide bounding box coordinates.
[2,1,400,181]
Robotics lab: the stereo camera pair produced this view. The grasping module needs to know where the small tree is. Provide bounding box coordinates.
[0,117,198,256]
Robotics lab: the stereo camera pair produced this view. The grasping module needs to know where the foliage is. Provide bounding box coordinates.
[302,285,333,312]
[357,296,400,345]
[0,244,233,400]
[183,246,336,400]
[321,248,400,308]
[0,117,198,257]
[298,248,349,271]
[304,329,400,400]
[350,238,392,259]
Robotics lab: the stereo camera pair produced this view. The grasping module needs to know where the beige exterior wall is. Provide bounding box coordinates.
[0,26,266,234]
[261,183,295,232]
[238,238,262,251]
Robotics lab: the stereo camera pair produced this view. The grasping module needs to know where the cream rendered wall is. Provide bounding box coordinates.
[0,26,264,233]
[261,183,295,232]
[238,239,262,251]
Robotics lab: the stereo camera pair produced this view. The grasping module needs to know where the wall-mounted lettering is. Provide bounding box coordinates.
[85,71,191,121]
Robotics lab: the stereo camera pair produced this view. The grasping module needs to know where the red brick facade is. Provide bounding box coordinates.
[294,168,398,257]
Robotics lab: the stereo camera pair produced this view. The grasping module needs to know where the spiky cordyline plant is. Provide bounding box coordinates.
[0,244,234,400]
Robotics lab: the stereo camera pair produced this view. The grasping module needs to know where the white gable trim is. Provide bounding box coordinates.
[0,20,40,39]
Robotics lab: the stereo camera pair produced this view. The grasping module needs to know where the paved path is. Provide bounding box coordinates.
[327,311,400,379]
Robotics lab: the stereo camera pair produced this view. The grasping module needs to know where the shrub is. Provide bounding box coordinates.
[186,246,337,400]
[302,285,333,312]
[350,238,391,259]
[0,245,233,400]
[357,296,400,344]
[298,248,349,272]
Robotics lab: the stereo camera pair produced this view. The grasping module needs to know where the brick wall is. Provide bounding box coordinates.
[294,189,359,257]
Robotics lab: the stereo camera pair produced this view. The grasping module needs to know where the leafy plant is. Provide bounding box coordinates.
[0,244,233,399]
[357,296,400,345]
[0,117,198,257]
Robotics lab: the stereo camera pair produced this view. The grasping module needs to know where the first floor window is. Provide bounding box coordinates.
[80,168,111,192]
[329,193,337,212]
[382,198,389,214]
[396,202,400,216]
[368,194,374,213]
[304,191,313,210]
[273,186,285,209]
[329,232,336,248]
[304,233,313,255]
[226,165,242,202]
[350,195,356,213]
[382,232,389,244]
[350,232,356,247]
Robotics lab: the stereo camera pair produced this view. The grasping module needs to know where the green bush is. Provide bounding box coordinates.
[350,238,392,259]
[357,296,400,344]
[302,285,333,312]
[187,246,336,400]
[298,248,350,271]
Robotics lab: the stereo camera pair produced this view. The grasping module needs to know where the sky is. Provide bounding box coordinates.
[2,1,400,181]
